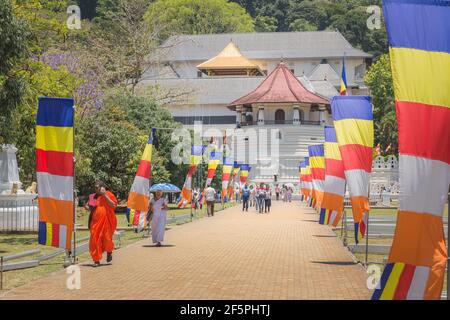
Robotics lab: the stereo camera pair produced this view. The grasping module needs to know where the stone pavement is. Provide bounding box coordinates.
[1,201,372,300]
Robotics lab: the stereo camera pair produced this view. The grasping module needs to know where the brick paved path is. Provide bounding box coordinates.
[1,201,371,300]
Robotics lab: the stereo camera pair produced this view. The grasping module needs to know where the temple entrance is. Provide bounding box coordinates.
[275,109,285,124]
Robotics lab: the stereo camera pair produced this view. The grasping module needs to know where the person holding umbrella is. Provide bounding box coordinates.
[149,189,169,247]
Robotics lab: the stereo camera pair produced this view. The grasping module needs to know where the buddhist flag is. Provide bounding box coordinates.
[126,129,155,231]
[228,162,241,200]
[301,157,313,203]
[308,145,325,210]
[177,144,204,208]
[36,97,74,250]
[239,164,251,183]
[340,56,348,96]
[372,0,450,300]
[205,149,222,187]
[331,96,373,244]
[221,155,234,202]
[320,126,346,227]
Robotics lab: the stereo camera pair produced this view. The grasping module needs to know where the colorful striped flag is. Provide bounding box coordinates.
[372,0,450,300]
[301,157,313,203]
[340,56,348,96]
[331,96,373,245]
[320,126,346,227]
[126,129,155,231]
[177,144,204,208]
[205,149,222,187]
[36,97,74,250]
[308,145,325,210]
[221,155,234,202]
[228,162,241,200]
[239,164,251,183]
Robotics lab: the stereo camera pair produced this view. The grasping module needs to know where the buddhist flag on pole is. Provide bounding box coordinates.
[340,56,348,96]
[221,155,234,202]
[36,97,74,250]
[228,162,241,200]
[126,129,155,231]
[239,164,251,183]
[301,157,313,203]
[372,0,450,300]
[331,96,373,244]
[320,126,346,227]
[177,144,204,208]
[205,149,222,187]
[308,145,325,210]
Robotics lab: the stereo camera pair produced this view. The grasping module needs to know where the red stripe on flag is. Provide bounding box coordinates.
[207,169,215,179]
[339,144,373,172]
[36,149,73,177]
[51,223,60,247]
[396,101,450,164]
[311,168,325,180]
[393,264,416,300]
[136,160,151,178]
[325,159,345,179]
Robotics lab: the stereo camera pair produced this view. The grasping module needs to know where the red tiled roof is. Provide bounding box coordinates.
[228,63,330,107]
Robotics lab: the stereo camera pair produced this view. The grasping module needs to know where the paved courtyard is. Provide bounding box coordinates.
[1,201,372,300]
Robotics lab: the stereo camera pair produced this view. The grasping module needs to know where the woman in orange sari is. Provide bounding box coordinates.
[87,181,118,267]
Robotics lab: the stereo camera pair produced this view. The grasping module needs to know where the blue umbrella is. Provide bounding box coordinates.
[149,183,181,193]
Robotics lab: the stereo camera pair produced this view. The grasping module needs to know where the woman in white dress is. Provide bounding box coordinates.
[150,190,168,247]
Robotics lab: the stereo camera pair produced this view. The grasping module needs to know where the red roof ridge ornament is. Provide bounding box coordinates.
[227,63,330,107]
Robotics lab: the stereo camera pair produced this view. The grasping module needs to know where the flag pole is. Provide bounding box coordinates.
[365,183,372,267]
[72,104,77,265]
[447,188,449,300]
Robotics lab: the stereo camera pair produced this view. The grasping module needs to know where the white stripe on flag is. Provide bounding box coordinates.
[37,172,74,201]
[399,155,450,217]
[130,176,150,196]
[312,180,324,192]
[323,175,346,195]
[304,182,313,189]
[329,211,338,225]
[406,266,429,300]
[344,169,370,197]
[59,224,67,249]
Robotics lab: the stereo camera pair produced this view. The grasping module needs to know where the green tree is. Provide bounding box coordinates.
[289,18,318,32]
[254,15,277,32]
[0,0,28,144]
[364,54,397,154]
[145,0,255,40]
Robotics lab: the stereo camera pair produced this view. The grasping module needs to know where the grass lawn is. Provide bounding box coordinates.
[0,201,237,292]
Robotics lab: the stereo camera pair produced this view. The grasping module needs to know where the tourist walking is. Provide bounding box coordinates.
[256,183,267,214]
[264,185,272,213]
[87,181,118,267]
[242,183,250,212]
[205,185,216,217]
[275,185,280,201]
[150,190,169,247]
[287,187,293,202]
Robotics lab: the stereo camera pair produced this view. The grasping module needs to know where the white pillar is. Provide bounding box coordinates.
[293,105,300,125]
[257,106,265,126]
[319,107,326,125]
[236,105,242,126]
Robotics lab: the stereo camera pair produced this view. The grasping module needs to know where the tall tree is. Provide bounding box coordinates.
[144,0,255,40]
[364,54,397,154]
[0,0,29,144]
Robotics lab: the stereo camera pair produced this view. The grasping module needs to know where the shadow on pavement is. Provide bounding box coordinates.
[310,261,357,266]
[142,244,176,248]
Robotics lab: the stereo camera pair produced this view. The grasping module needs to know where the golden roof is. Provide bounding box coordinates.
[197,42,262,72]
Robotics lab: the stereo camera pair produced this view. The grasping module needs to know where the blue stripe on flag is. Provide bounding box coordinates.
[331,96,373,121]
[37,97,74,127]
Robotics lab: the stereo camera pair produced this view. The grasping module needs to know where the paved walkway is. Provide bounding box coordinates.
[1,201,371,300]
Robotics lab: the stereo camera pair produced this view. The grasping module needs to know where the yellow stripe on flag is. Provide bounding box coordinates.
[309,156,325,169]
[390,47,450,108]
[36,126,74,153]
[380,263,405,300]
[46,222,53,246]
[141,144,153,162]
[334,119,374,147]
[324,142,342,160]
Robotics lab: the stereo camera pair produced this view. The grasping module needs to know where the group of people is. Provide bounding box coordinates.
[85,181,168,267]
[241,182,272,213]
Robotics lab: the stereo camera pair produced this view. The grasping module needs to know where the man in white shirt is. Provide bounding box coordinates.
[204,186,216,217]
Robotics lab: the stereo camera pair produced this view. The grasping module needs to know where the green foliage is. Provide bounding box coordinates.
[145,0,255,39]
[364,54,397,154]
[0,0,29,143]
[254,15,278,32]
